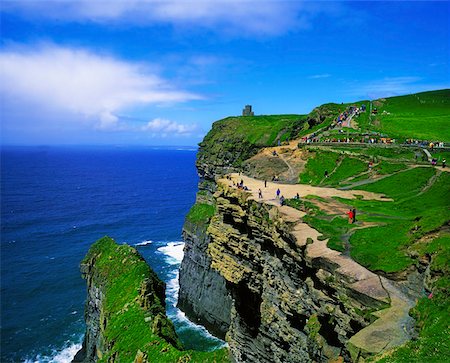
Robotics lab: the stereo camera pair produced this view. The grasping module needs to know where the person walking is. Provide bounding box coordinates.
[258,189,263,199]
[276,188,281,199]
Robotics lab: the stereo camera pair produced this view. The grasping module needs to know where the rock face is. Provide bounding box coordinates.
[178,220,232,339]
[206,185,389,363]
[178,174,411,362]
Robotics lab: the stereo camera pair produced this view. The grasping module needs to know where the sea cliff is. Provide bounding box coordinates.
[178,102,449,362]
[74,236,228,363]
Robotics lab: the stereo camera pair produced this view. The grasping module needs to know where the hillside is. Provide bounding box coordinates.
[357,89,450,141]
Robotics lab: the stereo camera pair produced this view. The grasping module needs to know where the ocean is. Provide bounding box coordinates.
[1,146,224,363]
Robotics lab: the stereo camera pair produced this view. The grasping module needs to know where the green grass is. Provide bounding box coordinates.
[373,234,450,362]
[186,203,216,224]
[342,171,450,273]
[82,237,229,363]
[330,146,417,160]
[322,156,368,186]
[304,215,351,252]
[299,150,341,185]
[374,161,408,175]
[198,114,305,168]
[363,90,450,141]
[353,167,435,199]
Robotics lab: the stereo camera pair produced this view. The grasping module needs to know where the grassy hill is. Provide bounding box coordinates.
[357,89,450,141]
[197,114,306,170]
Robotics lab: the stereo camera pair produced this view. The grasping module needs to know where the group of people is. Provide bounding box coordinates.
[232,178,249,191]
[404,139,446,149]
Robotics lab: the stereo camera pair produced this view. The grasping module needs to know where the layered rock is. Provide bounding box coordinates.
[178,219,232,339]
[205,184,392,362]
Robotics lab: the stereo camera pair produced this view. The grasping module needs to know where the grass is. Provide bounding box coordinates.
[299,150,340,185]
[198,114,306,168]
[329,146,417,161]
[373,234,450,362]
[359,89,450,141]
[322,156,368,186]
[186,203,216,224]
[374,161,408,175]
[303,214,351,252]
[342,170,450,273]
[82,237,229,363]
[353,167,435,199]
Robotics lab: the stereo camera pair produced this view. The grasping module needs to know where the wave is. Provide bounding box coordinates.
[134,240,153,247]
[24,340,82,363]
[157,242,185,265]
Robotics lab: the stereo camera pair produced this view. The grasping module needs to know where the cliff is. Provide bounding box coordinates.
[178,96,449,362]
[74,236,229,363]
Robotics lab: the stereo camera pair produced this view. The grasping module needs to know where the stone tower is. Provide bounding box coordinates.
[242,105,254,116]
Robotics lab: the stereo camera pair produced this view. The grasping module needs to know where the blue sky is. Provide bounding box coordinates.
[1,1,449,146]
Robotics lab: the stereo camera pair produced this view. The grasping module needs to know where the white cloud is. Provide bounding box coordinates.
[1,0,334,36]
[142,118,198,136]
[0,44,202,131]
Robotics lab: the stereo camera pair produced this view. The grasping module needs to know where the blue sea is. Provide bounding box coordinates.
[1,146,224,363]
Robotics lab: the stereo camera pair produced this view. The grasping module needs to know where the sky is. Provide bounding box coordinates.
[0,1,449,146]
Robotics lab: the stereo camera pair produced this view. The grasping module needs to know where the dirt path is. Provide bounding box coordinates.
[225,174,392,202]
[419,169,441,194]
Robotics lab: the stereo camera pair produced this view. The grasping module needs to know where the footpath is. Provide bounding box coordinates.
[219,173,416,361]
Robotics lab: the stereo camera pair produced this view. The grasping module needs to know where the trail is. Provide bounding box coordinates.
[226,174,391,201]
[278,153,296,181]
[319,155,344,185]
[339,166,416,190]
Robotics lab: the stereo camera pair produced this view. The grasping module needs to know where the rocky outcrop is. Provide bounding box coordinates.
[178,220,232,339]
[205,185,392,362]
[73,237,182,363]
[179,170,419,362]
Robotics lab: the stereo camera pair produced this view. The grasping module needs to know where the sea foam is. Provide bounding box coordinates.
[135,240,153,247]
[157,242,185,264]
[158,242,226,350]
[24,341,82,363]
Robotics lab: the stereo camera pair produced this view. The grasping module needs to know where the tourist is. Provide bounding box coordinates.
[346,209,354,224]
[264,180,267,187]
[280,195,285,206]
[258,189,263,199]
[276,188,281,199]
[352,208,356,223]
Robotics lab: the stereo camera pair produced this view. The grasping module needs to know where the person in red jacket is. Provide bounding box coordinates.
[346,209,354,224]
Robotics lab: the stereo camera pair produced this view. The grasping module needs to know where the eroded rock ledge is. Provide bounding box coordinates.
[180,178,416,362]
